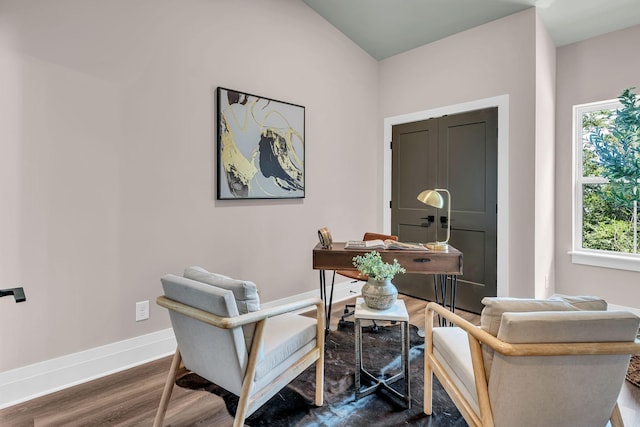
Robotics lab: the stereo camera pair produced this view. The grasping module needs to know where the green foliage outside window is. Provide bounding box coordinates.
[582,184,635,252]
[581,88,640,254]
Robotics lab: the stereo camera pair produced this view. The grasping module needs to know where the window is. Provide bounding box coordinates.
[572,93,640,271]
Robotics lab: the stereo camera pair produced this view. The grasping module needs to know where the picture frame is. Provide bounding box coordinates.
[216,87,305,200]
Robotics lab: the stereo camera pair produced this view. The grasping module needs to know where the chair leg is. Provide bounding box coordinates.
[424,307,434,415]
[315,334,325,406]
[424,364,433,415]
[153,348,182,427]
[610,402,625,427]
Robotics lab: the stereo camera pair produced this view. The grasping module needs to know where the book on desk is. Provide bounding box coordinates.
[344,239,429,251]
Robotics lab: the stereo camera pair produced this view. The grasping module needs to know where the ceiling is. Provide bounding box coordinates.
[302,0,640,60]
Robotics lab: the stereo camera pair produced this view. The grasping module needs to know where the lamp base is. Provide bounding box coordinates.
[426,241,449,251]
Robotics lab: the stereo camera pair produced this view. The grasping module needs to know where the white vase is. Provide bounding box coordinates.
[362,278,398,310]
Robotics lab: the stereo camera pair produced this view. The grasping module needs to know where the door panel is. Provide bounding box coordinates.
[453,229,485,285]
[391,120,439,301]
[391,108,498,313]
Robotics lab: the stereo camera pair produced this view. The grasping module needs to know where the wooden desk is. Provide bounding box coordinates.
[313,243,463,331]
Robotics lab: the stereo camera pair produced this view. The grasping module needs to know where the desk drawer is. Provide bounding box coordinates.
[385,251,462,275]
[313,243,462,275]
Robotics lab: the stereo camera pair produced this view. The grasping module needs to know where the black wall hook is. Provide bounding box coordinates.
[0,287,26,303]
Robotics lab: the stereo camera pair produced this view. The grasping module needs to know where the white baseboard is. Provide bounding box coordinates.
[0,328,177,409]
[0,280,361,410]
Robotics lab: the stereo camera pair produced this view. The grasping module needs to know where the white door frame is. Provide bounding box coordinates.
[382,95,509,297]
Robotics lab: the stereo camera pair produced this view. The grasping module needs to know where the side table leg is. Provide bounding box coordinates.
[355,318,362,400]
[402,320,411,408]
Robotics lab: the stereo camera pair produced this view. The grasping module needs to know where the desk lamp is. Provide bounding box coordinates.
[417,188,451,251]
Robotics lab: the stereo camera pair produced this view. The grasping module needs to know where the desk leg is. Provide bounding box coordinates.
[449,275,457,316]
[433,274,448,327]
[319,270,325,307]
[319,270,336,334]
[433,274,459,327]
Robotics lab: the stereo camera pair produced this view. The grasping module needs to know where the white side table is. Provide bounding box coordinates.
[354,297,411,408]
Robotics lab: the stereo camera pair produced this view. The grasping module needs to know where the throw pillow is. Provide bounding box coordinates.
[184,266,260,313]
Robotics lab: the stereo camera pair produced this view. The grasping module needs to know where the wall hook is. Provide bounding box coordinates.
[0,287,26,303]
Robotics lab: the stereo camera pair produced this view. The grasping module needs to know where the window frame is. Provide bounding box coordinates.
[570,98,640,272]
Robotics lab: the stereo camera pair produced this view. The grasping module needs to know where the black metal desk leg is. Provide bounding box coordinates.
[319,269,336,334]
[433,274,458,327]
[440,274,449,327]
[319,270,325,303]
[319,270,328,334]
[449,275,457,315]
[433,275,444,326]
[328,271,336,330]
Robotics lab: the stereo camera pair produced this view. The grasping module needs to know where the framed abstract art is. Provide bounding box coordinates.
[216,87,305,199]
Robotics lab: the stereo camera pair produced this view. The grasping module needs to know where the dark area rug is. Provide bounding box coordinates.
[627,354,640,388]
[175,321,466,426]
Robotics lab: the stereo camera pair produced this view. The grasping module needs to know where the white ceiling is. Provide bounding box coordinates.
[302,0,640,60]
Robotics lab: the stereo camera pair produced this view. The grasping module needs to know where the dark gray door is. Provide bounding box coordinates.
[391,108,498,313]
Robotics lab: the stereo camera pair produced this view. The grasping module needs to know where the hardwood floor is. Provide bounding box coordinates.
[1,295,638,426]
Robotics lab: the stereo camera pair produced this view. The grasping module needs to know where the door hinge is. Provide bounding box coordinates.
[389,200,393,209]
[390,140,393,149]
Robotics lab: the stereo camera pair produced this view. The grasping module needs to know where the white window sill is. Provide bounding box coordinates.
[569,250,640,272]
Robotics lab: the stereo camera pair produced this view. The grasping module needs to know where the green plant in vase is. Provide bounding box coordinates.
[352,251,405,310]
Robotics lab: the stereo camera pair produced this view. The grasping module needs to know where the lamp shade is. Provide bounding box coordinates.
[417,190,444,209]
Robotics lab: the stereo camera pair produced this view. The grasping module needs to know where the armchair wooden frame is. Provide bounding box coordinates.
[424,302,640,427]
[153,296,325,427]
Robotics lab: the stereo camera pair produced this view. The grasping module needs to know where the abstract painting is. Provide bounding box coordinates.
[216,87,305,199]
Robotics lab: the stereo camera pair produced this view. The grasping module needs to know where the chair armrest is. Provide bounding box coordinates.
[426,302,501,347]
[157,295,325,330]
[426,302,640,356]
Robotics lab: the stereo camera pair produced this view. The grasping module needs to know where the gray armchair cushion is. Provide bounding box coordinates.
[253,313,318,387]
[184,266,260,350]
[479,295,610,381]
[488,310,639,427]
[184,266,261,313]
[479,297,578,379]
[432,326,479,416]
[549,294,607,311]
[480,297,577,336]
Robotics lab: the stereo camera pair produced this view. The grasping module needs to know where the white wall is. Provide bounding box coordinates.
[555,24,640,306]
[378,9,538,298]
[534,11,556,298]
[0,0,379,372]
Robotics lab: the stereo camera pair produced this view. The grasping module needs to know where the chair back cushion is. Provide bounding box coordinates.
[480,297,578,378]
[479,295,607,379]
[488,310,640,427]
[161,274,248,394]
[184,266,260,349]
[548,293,608,310]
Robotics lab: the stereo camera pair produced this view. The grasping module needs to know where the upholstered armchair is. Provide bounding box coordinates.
[424,296,640,427]
[154,267,324,427]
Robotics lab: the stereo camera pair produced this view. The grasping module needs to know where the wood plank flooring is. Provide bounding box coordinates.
[1,295,638,426]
